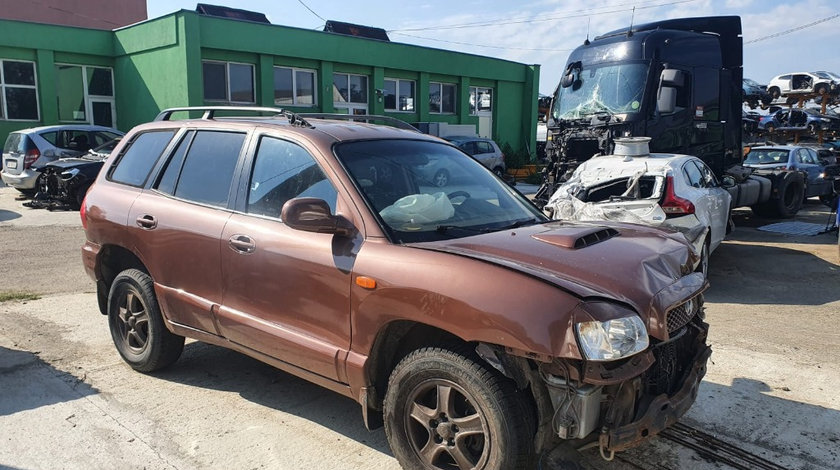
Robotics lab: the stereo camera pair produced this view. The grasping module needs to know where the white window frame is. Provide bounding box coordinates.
[203,60,256,104]
[429,81,456,114]
[273,66,318,107]
[55,63,116,126]
[469,86,493,115]
[333,72,368,105]
[0,59,40,122]
[384,78,416,112]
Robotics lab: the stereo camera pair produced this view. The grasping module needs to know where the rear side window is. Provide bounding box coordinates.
[39,131,58,146]
[3,133,25,153]
[683,161,703,188]
[172,131,245,207]
[109,131,176,187]
[247,136,337,218]
[476,141,494,154]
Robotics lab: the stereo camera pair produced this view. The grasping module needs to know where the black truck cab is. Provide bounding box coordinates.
[539,16,745,200]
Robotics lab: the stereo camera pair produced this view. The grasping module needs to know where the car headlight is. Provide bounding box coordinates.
[821,118,831,122]
[576,316,649,361]
[61,168,80,180]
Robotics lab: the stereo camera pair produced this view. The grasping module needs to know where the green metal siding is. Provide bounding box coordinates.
[0,10,540,157]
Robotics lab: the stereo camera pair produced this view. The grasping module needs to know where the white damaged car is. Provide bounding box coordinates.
[546,137,731,276]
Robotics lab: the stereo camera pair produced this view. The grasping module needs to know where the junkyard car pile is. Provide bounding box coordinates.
[79,107,710,470]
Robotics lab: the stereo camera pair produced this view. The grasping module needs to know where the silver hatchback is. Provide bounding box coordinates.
[1,125,123,192]
[445,136,506,176]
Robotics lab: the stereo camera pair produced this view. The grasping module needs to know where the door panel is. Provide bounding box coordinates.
[218,215,354,380]
[128,192,230,334]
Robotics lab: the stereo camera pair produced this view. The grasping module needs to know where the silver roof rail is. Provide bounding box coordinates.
[154,106,312,127]
[298,113,420,132]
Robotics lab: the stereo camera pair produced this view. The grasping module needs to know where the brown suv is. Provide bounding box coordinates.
[81,107,710,469]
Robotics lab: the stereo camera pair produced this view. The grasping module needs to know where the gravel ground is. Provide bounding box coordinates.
[1,186,838,470]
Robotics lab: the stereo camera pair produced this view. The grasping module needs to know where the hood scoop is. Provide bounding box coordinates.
[532,226,619,249]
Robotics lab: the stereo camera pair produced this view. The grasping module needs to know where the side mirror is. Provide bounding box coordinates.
[281,198,353,237]
[560,73,575,89]
[720,175,736,188]
[657,68,685,115]
[657,87,677,114]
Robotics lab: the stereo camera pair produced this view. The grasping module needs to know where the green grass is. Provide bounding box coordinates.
[0,291,41,302]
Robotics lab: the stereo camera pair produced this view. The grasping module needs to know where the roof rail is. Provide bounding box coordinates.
[298,113,420,132]
[154,106,313,127]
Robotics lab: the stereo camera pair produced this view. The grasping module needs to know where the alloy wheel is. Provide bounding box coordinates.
[404,379,489,470]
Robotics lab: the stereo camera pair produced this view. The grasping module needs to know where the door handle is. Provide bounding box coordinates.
[228,234,256,254]
[135,214,157,230]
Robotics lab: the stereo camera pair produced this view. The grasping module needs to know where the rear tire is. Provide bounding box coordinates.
[492,166,505,178]
[108,269,184,372]
[383,345,533,470]
[695,237,710,279]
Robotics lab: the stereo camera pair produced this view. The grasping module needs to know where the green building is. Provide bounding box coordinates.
[0,8,540,156]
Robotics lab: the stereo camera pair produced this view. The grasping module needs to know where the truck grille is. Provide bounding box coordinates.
[666,297,698,334]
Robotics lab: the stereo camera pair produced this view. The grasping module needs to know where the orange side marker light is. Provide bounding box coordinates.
[355,276,377,289]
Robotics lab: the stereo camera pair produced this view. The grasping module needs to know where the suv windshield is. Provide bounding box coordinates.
[335,139,546,243]
[552,62,648,120]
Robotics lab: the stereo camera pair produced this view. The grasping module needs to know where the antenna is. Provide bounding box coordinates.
[628,6,636,37]
[584,17,591,45]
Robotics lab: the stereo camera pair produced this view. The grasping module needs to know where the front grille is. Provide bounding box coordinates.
[666,297,698,334]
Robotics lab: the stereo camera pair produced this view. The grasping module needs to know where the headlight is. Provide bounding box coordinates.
[61,168,80,180]
[576,316,649,361]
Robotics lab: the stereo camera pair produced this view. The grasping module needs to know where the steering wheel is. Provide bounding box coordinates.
[447,191,471,203]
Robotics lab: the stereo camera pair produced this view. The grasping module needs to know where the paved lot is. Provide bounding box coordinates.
[1,185,838,469]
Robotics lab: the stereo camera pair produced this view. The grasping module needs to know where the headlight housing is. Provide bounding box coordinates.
[576,316,649,361]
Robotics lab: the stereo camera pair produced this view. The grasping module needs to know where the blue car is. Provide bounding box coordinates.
[743,145,836,205]
[742,78,771,108]
[758,108,840,134]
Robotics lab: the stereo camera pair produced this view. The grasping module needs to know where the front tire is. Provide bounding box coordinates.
[108,269,184,372]
[383,346,533,470]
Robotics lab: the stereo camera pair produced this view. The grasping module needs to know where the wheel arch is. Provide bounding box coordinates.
[95,244,149,315]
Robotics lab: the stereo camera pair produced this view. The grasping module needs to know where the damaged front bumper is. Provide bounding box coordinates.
[538,304,711,455]
[602,341,711,451]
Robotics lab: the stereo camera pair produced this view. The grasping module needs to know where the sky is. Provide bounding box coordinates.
[147,0,839,95]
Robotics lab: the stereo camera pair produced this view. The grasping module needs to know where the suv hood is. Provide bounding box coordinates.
[414,221,702,339]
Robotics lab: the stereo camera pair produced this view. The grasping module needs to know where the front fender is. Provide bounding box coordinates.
[349,241,585,362]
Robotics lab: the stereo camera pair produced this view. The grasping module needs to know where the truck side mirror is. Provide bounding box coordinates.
[657,69,685,115]
[657,87,677,114]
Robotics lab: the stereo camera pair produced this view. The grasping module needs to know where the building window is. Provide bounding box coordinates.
[55,64,115,127]
[384,78,415,112]
[274,67,317,106]
[0,59,39,121]
[202,61,255,103]
[469,87,492,114]
[333,73,368,104]
[429,82,456,114]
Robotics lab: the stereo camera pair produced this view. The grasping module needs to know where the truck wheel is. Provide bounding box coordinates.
[108,269,184,372]
[774,173,805,218]
[383,346,533,470]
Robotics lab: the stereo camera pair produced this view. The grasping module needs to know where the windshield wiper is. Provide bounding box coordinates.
[435,225,486,234]
[488,218,542,232]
